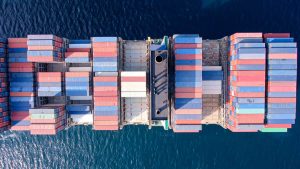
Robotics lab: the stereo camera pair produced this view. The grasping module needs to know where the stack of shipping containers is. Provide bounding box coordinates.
[37,72,63,96]
[8,38,33,131]
[0,38,9,132]
[203,66,223,94]
[29,105,66,135]
[65,72,91,96]
[227,33,266,132]
[92,37,119,130]
[27,34,67,135]
[27,35,64,62]
[121,72,146,97]
[261,33,297,132]
[65,40,92,119]
[65,40,90,63]
[172,34,202,132]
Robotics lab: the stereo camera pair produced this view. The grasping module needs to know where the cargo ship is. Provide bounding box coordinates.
[0,33,297,134]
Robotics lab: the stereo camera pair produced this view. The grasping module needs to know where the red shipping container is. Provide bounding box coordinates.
[263,33,290,38]
[11,115,30,121]
[30,124,60,130]
[267,98,296,103]
[93,47,117,53]
[38,72,62,77]
[121,77,146,82]
[94,101,118,106]
[268,53,297,59]
[30,119,59,124]
[175,93,202,98]
[93,125,118,130]
[92,42,117,48]
[37,77,62,82]
[65,52,89,58]
[268,86,296,92]
[231,71,265,76]
[268,81,296,87]
[30,129,57,135]
[94,91,118,97]
[264,124,292,128]
[94,76,117,82]
[175,109,202,114]
[8,43,27,48]
[231,33,262,40]
[94,97,118,102]
[175,120,201,125]
[231,81,265,86]
[175,65,202,71]
[8,38,27,43]
[66,72,89,77]
[94,121,118,126]
[175,88,202,93]
[27,46,58,51]
[9,68,35,72]
[92,52,117,57]
[94,116,118,121]
[27,56,57,62]
[231,76,265,82]
[174,43,202,49]
[94,86,117,91]
[9,63,34,68]
[231,59,266,65]
[0,98,7,102]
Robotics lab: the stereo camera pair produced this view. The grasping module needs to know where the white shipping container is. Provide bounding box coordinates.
[203,80,222,86]
[121,82,146,92]
[203,89,222,95]
[203,66,222,71]
[121,71,146,77]
[70,114,93,125]
[121,92,146,97]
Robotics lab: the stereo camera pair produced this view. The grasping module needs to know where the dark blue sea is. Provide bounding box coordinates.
[1,0,300,168]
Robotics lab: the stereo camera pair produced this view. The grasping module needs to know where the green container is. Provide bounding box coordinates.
[236,108,264,114]
[30,114,58,119]
[260,128,288,132]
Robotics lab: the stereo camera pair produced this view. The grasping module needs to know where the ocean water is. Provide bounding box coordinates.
[1,0,300,168]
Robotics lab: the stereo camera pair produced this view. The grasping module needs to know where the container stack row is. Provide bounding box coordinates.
[227,33,266,132]
[91,37,118,72]
[8,38,35,131]
[92,37,119,130]
[202,66,223,94]
[37,72,63,96]
[29,104,66,135]
[65,40,91,63]
[65,72,91,96]
[27,35,64,62]
[93,73,118,130]
[172,34,202,132]
[0,38,9,132]
[261,33,297,132]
